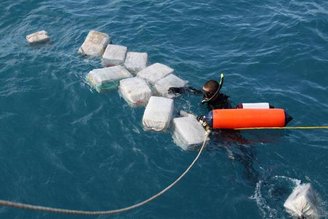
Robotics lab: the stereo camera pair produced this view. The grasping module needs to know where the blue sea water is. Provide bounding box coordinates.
[0,0,328,218]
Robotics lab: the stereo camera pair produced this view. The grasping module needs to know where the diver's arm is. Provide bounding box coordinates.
[168,86,202,95]
[187,87,203,95]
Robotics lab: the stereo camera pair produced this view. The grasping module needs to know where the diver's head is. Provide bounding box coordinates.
[202,80,220,103]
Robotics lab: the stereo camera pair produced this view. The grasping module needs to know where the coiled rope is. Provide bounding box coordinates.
[0,131,211,216]
[234,126,328,130]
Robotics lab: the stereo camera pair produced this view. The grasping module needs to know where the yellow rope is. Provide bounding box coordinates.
[0,131,211,216]
[234,126,328,130]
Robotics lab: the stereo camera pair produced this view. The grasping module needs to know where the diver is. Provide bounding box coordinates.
[169,73,235,131]
[168,73,232,110]
[169,73,260,185]
[170,73,293,187]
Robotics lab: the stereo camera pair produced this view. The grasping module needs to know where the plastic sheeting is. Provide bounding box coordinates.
[78,30,110,57]
[102,44,127,66]
[86,65,132,92]
[172,113,207,150]
[154,74,188,98]
[137,63,174,85]
[284,183,320,219]
[142,96,174,131]
[119,77,152,106]
[124,52,148,74]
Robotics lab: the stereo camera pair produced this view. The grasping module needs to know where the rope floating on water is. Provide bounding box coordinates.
[1,125,325,215]
[234,126,328,131]
[0,131,211,216]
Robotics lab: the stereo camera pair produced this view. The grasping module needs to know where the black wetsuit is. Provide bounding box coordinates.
[206,93,232,110]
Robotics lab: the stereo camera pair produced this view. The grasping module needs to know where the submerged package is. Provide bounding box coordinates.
[86,65,132,92]
[142,96,174,131]
[102,44,128,66]
[284,183,320,219]
[154,74,188,98]
[124,52,148,74]
[119,77,152,106]
[78,30,110,57]
[172,113,207,150]
[26,30,50,44]
[137,63,174,85]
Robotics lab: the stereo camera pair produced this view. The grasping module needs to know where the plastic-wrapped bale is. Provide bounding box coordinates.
[78,30,110,57]
[172,113,208,150]
[86,65,132,93]
[119,77,152,106]
[284,183,320,219]
[137,63,174,85]
[124,52,148,74]
[154,74,188,98]
[142,96,174,131]
[102,44,127,66]
[26,30,49,44]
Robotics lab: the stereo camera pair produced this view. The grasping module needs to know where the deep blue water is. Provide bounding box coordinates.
[0,0,328,218]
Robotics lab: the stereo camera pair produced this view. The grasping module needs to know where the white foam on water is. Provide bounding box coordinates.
[250,180,278,219]
[273,175,302,187]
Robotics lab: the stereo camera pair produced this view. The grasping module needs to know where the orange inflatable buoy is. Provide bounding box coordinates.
[206,108,291,129]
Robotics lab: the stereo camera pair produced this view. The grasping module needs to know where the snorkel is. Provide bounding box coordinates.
[201,73,224,104]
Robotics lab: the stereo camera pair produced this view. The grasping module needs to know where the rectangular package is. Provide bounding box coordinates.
[86,65,132,92]
[102,44,128,66]
[26,30,50,44]
[78,30,110,57]
[154,74,188,98]
[119,77,152,106]
[284,183,319,218]
[124,52,148,74]
[172,114,207,150]
[142,96,174,131]
[137,63,174,85]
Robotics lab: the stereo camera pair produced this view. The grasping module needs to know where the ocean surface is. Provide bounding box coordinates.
[0,0,328,218]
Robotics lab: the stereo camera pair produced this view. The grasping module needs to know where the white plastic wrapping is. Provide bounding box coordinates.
[284,183,320,219]
[86,65,132,92]
[124,52,148,74]
[154,74,188,98]
[78,30,110,57]
[102,44,127,66]
[26,30,50,44]
[142,96,174,131]
[239,102,270,109]
[119,77,152,106]
[172,113,207,150]
[137,63,174,85]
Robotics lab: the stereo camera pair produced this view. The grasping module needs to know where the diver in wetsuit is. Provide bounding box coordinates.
[169,73,259,184]
[168,73,232,110]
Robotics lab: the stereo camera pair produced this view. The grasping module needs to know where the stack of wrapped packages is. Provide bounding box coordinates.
[80,30,208,150]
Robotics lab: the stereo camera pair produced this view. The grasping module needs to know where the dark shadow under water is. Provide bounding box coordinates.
[207,129,287,186]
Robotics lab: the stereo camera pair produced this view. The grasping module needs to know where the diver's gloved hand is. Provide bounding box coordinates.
[196,115,211,132]
[196,115,204,122]
[168,87,184,94]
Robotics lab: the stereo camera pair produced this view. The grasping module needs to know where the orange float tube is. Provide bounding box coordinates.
[210,108,289,129]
